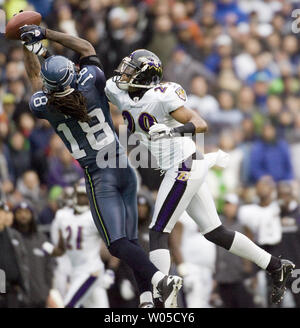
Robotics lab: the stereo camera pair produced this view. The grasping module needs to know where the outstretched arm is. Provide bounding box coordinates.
[171,106,208,134]
[21,25,96,58]
[45,29,96,58]
[23,46,43,92]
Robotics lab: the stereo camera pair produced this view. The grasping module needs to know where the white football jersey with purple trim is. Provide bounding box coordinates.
[105,78,196,170]
[56,209,104,274]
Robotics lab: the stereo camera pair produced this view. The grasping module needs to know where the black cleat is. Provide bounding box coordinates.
[157,275,183,308]
[269,259,295,304]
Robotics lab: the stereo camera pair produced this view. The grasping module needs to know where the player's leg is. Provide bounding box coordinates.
[64,272,99,308]
[85,166,181,308]
[186,181,295,304]
[148,158,207,306]
[119,166,154,307]
[149,158,207,275]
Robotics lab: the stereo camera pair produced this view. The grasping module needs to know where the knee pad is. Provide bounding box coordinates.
[204,225,235,250]
[149,229,169,251]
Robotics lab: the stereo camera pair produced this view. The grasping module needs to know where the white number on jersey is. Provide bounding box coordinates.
[57,108,115,159]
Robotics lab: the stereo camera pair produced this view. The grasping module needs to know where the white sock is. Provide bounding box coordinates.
[140,291,153,304]
[151,271,165,288]
[229,231,271,270]
[149,249,171,275]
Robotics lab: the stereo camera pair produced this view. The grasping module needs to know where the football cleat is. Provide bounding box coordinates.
[157,275,183,308]
[139,302,154,308]
[269,259,295,304]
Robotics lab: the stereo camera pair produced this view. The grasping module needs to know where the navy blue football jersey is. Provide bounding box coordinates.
[29,64,124,168]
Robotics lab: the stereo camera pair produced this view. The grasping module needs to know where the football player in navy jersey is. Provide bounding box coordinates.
[19,25,182,308]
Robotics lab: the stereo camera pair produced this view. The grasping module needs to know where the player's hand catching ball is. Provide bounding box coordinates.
[19,24,46,45]
[149,123,173,141]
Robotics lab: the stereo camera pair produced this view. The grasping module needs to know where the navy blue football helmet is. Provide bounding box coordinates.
[40,55,76,94]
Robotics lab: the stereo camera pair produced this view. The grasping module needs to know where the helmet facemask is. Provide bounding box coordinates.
[113,55,163,91]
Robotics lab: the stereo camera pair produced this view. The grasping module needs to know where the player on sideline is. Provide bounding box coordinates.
[105,48,295,306]
[43,179,113,308]
[19,25,182,308]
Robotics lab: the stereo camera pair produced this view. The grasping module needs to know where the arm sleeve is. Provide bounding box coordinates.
[79,55,103,70]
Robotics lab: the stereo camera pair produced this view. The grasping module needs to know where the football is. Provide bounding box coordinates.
[5,11,42,40]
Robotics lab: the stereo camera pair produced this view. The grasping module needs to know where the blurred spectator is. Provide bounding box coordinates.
[238,176,282,307]
[215,0,248,26]
[148,15,177,68]
[46,148,83,187]
[16,170,47,214]
[164,47,215,93]
[38,185,63,227]
[249,122,294,183]
[27,121,52,184]
[186,75,219,121]
[210,90,243,128]
[171,212,216,308]
[12,201,54,307]
[205,34,233,75]
[0,201,30,308]
[9,131,31,183]
[215,194,255,308]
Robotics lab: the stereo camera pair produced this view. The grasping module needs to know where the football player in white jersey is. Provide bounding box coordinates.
[105,49,295,306]
[50,187,74,302]
[43,180,114,308]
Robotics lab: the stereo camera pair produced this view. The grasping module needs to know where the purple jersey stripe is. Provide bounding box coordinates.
[65,275,97,308]
[153,179,187,231]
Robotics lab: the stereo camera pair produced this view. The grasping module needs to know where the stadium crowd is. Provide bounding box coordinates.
[1,0,300,308]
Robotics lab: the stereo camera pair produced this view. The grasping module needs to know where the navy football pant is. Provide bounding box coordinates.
[84,163,157,292]
[84,164,138,246]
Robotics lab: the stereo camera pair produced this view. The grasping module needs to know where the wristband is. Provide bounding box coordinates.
[172,122,196,136]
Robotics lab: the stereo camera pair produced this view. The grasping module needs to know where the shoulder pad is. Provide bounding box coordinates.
[105,78,124,106]
[152,82,187,102]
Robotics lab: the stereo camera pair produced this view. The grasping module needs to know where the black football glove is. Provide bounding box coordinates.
[19,24,46,45]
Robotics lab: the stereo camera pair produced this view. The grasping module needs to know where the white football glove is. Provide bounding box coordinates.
[149,123,173,141]
[23,41,46,56]
[101,269,115,289]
